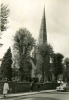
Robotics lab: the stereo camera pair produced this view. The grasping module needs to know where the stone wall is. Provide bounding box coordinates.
[0,82,60,94]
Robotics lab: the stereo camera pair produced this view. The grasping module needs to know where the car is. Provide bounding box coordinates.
[64,83,69,91]
[56,83,67,91]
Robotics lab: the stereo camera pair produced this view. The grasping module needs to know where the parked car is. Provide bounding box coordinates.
[64,83,69,91]
[57,80,63,83]
[56,83,69,91]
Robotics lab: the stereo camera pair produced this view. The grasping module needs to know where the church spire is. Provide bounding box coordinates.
[38,6,47,45]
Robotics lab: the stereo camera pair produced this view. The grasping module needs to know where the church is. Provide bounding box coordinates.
[31,6,52,82]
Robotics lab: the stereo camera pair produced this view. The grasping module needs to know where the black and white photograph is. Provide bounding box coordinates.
[0,0,69,100]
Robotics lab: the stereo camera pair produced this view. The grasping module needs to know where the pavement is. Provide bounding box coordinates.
[0,90,69,99]
[0,90,55,99]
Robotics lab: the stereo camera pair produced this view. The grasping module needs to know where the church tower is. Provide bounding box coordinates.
[32,6,47,60]
[32,6,48,81]
[38,6,47,46]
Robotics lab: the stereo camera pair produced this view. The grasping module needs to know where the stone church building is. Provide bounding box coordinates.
[30,7,64,82]
[30,7,52,82]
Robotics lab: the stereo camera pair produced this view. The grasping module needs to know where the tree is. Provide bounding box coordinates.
[38,43,53,82]
[64,57,69,82]
[0,3,10,47]
[13,28,35,81]
[12,59,19,80]
[0,67,2,80]
[1,47,12,81]
[0,3,10,32]
[22,60,32,81]
[53,53,64,82]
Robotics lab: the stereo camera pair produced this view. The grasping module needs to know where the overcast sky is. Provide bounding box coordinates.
[0,0,69,59]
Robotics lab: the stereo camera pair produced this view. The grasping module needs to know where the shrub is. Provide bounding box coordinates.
[32,77,39,83]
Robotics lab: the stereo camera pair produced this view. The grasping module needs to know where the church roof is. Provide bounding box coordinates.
[38,6,47,45]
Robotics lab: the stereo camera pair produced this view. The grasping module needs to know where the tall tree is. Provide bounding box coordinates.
[53,53,64,82]
[38,43,53,82]
[1,47,12,81]
[13,28,35,81]
[64,57,69,82]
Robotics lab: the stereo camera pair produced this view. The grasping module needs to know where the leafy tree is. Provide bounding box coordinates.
[64,57,69,82]
[38,43,53,82]
[12,59,19,80]
[0,3,10,32]
[12,67,20,81]
[64,57,69,66]
[53,53,64,82]
[0,3,10,47]
[13,28,35,81]
[0,67,2,80]
[1,47,12,81]
[22,60,32,81]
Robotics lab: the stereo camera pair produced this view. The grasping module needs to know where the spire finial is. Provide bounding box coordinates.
[43,4,45,17]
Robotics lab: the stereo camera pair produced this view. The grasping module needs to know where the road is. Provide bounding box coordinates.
[3,91,69,100]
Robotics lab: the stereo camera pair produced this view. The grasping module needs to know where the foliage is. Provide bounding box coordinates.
[13,28,35,81]
[19,60,32,81]
[0,67,2,80]
[64,57,69,66]
[38,43,53,82]
[32,77,39,83]
[53,53,64,81]
[28,77,39,83]
[1,47,12,81]
[0,3,10,47]
[64,57,69,82]
[12,68,19,80]
[0,3,10,32]
[13,28,35,57]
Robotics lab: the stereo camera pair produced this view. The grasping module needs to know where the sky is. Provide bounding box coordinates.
[0,0,69,59]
